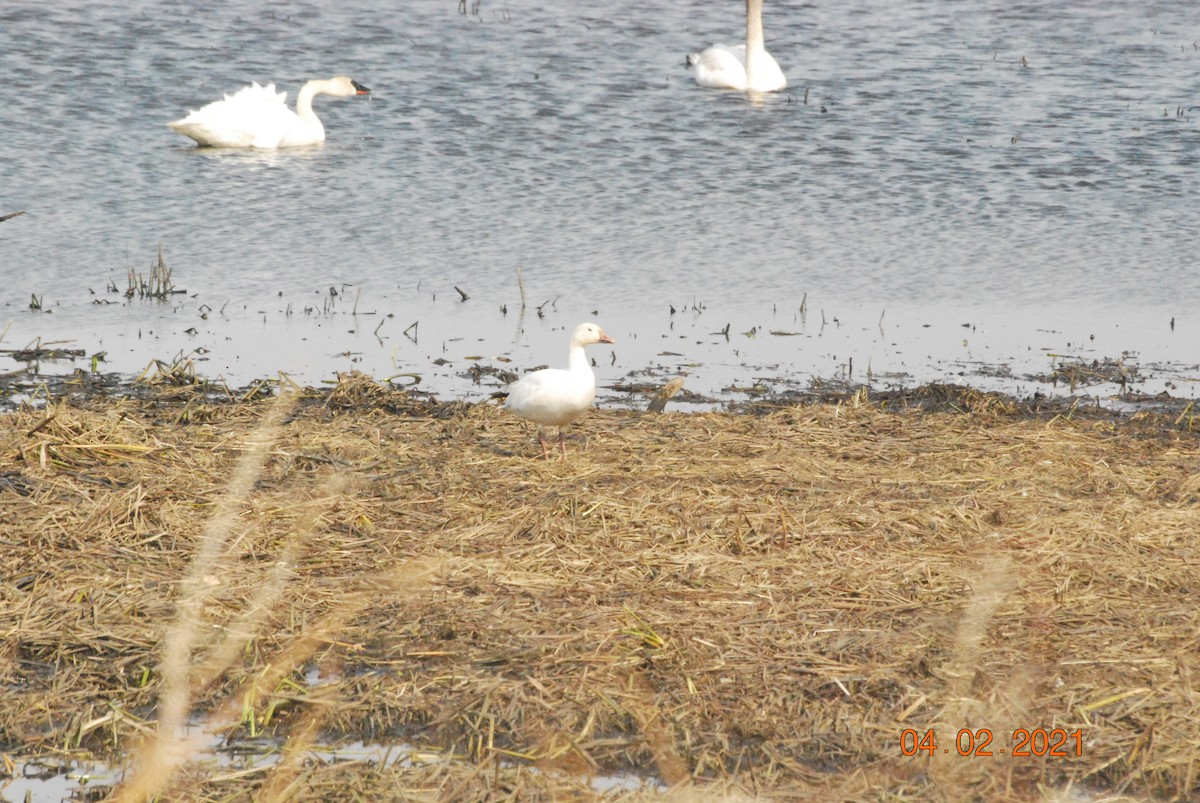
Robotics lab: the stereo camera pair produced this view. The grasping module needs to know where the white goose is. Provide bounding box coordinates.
[168,76,370,148]
[687,0,787,93]
[506,322,615,459]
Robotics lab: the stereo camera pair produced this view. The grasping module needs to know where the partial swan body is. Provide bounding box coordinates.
[169,76,370,148]
[687,0,786,92]
[505,322,616,459]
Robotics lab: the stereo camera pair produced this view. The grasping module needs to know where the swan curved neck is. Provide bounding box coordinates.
[295,79,333,121]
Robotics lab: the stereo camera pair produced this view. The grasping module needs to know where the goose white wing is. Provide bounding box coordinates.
[505,368,596,427]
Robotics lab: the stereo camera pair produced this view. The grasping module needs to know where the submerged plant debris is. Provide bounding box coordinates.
[1,373,1199,801]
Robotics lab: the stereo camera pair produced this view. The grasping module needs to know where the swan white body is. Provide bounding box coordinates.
[687,0,786,92]
[506,322,615,458]
[169,76,370,148]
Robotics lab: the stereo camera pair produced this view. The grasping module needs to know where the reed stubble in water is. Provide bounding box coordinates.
[2,376,1200,800]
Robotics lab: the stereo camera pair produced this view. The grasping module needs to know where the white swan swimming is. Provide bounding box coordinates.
[168,76,371,148]
[687,0,787,93]
[505,322,615,459]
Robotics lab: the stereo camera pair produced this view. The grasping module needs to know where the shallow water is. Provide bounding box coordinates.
[2,735,659,800]
[1,0,1198,403]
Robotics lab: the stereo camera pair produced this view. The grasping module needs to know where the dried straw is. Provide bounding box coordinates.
[2,376,1199,801]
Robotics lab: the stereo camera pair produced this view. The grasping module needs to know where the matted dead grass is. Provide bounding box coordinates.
[1,375,1199,801]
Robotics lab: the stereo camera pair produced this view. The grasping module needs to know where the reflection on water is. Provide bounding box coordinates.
[2,756,124,802]
[0,0,1198,395]
[180,143,330,168]
[2,736,661,801]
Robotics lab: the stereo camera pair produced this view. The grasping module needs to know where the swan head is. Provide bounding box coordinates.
[326,76,371,96]
[571,322,615,348]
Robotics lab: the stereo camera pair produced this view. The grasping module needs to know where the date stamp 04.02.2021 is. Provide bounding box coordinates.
[900,728,1084,758]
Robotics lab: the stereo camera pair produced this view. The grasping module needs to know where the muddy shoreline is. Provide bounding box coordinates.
[2,350,1196,423]
[5,280,1199,423]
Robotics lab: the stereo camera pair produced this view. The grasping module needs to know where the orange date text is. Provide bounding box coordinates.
[900,728,1083,757]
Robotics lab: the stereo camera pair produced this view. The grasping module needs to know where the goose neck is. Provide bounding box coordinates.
[567,343,591,373]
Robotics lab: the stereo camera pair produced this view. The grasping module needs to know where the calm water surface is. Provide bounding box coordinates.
[1,0,1198,403]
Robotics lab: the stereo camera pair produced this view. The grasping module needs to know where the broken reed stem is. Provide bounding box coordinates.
[646,377,685,414]
[203,558,444,733]
[517,267,527,310]
[189,476,353,694]
[944,555,1015,690]
[159,393,295,729]
[625,672,691,787]
[252,688,335,803]
[114,393,297,803]
[930,555,1018,787]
